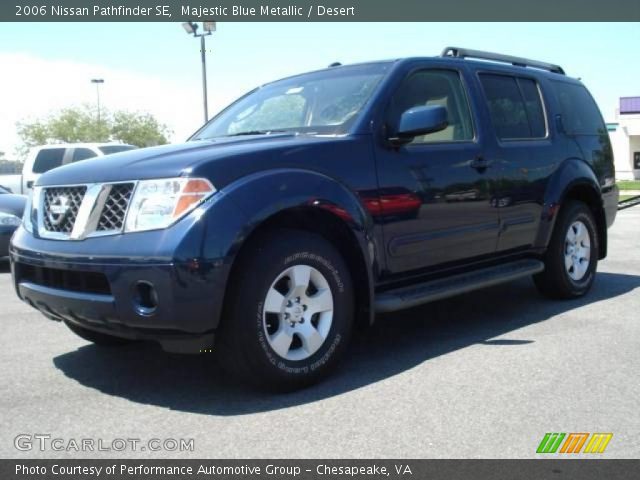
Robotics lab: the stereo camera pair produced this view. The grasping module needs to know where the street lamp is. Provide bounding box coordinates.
[90,78,104,124]
[182,21,216,123]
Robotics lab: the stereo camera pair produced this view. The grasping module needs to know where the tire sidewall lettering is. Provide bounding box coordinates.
[284,252,344,293]
[254,251,345,375]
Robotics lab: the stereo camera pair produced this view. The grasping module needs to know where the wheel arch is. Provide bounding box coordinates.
[220,169,378,329]
[536,158,606,259]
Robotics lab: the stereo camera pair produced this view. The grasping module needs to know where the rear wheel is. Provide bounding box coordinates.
[534,200,599,299]
[217,229,354,391]
[64,320,134,346]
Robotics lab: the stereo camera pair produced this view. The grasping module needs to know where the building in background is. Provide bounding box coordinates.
[607,97,640,180]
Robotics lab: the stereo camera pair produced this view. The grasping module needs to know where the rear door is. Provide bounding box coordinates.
[475,71,555,252]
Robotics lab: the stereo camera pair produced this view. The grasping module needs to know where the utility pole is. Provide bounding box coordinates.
[200,35,208,122]
[90,78,105,123]
[182,22,216,123]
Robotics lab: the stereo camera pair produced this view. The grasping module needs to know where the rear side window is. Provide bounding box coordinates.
[72,148,97,162]
[32,148,65,173]
[553,81,605,135]
[479,74,546,140]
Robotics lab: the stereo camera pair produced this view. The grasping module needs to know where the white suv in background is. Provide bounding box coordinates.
[0,143,137,195]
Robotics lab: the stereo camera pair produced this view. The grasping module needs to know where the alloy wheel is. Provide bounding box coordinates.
[564,220,591,281]
[262,264,334,361]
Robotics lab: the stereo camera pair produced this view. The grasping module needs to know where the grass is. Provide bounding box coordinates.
[617,180,640,191]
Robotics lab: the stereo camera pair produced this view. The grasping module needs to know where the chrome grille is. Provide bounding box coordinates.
[97,183,135,231]
[42,186,87,233]
[37,181,136,240]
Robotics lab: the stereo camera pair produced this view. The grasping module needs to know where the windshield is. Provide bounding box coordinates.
[99,145,137,155]
[192,63,390,140]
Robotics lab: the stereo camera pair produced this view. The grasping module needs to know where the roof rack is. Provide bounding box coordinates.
[441,46,565,75]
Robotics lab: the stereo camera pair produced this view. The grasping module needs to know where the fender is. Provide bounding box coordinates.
[201,168,378,326]
[533,157,603,251]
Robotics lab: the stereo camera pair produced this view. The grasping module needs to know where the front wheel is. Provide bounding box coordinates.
[217,229,354,391]
[534,200,599,299]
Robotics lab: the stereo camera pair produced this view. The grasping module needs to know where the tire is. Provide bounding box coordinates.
[64,320,134,346]
[534,200,599,299]
[217,229,354,391]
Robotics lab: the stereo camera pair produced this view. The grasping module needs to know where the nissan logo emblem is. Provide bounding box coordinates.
[48,195,71,226]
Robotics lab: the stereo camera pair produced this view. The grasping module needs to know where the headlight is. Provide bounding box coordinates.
[125,177,216,232]
[0,211,22,227]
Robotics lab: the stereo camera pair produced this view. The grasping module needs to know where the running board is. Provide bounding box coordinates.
[374,259,544,313]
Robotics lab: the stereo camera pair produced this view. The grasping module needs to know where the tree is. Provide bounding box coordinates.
[111,111,170,148]
[16,104,171,159]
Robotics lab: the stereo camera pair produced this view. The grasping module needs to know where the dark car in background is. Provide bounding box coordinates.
[10,47,618,390]
[0,185,26,257]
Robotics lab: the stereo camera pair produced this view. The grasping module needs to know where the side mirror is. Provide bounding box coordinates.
[394,105,448,142]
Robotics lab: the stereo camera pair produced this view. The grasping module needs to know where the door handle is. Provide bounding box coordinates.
[26,181,34,189]
[470,156,490,171]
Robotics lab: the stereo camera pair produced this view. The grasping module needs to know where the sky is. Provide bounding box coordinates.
[0,22,639,157]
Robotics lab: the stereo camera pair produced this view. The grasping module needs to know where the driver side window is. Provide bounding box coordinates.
[387,69,474,144]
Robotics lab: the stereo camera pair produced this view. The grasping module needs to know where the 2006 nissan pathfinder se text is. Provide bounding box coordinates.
[10,48,619,390]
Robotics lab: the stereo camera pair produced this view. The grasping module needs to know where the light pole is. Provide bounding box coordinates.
[90,78,104,124]
[182,21,216,123]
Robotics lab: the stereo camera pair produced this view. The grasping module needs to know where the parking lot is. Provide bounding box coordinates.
[1,207,638,459]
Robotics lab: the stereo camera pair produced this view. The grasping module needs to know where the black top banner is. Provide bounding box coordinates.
[4,0,640,21]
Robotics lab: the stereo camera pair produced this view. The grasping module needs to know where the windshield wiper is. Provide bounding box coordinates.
[226,129,291,137]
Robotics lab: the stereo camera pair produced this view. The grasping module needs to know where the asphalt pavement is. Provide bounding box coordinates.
[1,207,638,459]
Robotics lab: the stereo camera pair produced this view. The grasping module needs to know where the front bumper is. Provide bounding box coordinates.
[9,223,232,353]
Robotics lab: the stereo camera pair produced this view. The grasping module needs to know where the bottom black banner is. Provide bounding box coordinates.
[2,459,639,479]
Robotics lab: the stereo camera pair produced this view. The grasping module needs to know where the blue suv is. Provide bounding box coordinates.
[10,47,619,390]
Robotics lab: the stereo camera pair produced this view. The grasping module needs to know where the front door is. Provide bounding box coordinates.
[374,66,500,275]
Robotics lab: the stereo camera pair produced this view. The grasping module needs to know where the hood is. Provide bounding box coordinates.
[0,193,28,217]
[37,134,351,189]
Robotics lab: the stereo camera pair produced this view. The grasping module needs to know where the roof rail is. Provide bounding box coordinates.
[441,46,565,75]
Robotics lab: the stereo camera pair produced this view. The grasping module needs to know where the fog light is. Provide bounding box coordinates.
[133,281,158,315]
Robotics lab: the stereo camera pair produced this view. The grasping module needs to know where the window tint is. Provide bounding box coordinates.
[72,148,97,162]
[98,145,137,155]
[553,81,605,135]
[519,78,546,138]
[479,74,546,140]
[387,69,474,143]
[32,148,65,173]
